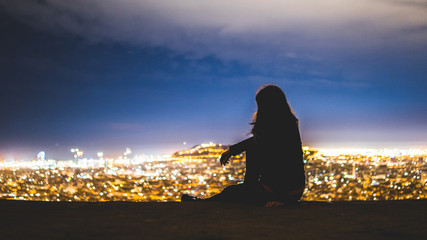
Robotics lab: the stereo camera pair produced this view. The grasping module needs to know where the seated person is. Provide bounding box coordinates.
[182,85,306,207]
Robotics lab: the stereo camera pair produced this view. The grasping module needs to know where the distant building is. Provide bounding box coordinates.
[36,151,46,162]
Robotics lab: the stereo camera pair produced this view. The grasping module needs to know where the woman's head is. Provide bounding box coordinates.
[252,84,298,127]
[256,85,288,109]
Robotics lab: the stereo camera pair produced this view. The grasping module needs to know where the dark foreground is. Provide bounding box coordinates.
[1,200,426,240]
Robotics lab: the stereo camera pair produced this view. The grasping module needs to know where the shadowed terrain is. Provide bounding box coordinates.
[1,200,426,240]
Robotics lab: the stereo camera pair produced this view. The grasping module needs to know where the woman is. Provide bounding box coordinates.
[182,84,305,206]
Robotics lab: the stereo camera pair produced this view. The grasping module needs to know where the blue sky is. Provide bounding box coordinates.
[0,1,426,159]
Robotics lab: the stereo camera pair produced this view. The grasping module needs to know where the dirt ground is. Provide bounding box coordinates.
[1,199,426,240]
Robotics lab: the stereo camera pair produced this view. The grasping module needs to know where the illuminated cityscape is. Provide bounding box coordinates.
[0,143,426,202]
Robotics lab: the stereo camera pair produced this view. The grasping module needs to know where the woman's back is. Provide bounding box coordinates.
[257,119,305,192]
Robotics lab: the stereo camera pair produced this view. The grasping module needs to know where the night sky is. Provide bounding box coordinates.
[1,1,426,160]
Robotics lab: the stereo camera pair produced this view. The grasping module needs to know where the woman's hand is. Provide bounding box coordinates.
[219,149,232,166]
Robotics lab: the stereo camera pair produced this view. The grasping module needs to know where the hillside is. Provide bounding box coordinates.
[1,200,426,240]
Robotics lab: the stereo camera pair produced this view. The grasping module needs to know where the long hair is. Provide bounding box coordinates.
[251,84,298,136]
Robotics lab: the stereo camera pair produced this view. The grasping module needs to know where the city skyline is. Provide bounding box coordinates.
[1,1,426,159]
[2,142,427,163]
[1,142,426,202]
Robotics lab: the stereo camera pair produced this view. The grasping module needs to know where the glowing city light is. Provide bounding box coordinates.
[0,144,426,202]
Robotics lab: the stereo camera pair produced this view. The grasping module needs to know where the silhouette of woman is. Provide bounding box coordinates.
[182,84,305,206]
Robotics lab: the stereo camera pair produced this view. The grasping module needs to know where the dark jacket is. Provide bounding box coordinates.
[229,120,305,195]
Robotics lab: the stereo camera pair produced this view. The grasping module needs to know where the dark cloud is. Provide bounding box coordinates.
[1,0,426,64]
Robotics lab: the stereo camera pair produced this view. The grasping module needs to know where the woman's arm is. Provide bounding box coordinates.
[220,137,254,166]
[229,137,254,156]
